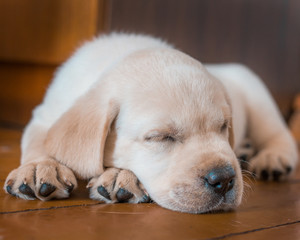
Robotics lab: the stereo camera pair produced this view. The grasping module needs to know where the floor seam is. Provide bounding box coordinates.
[0,202,102,215]
[205,220,300,240]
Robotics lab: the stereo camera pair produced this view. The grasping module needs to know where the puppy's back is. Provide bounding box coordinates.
[32,33,171,127]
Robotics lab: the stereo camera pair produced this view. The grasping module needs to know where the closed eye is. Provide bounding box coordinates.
[220,120,228,133]
[145,134,176,142]
[161,135,176,142]
[144,128,179,143]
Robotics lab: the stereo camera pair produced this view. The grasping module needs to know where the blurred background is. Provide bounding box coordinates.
[0,0,299,128]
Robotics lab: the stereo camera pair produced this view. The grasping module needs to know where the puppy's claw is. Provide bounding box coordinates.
[116,188,134,203]
[39,183,56,197]
[66,183,74,193]
[19,183,35,198]
[97,186,111,200]
[86,178,97,189]
[5,180,14,194]
[63,180,74,193]
[64,179,72,186]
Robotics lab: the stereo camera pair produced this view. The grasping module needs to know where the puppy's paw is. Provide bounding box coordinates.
[87,168,150,203]
[235,138,256,170]
[4,158,77,200]
[248,149,295,181]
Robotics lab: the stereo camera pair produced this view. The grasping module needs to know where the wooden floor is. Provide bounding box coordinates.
[0,127,300,240]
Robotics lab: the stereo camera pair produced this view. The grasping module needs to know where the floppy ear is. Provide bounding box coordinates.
[45,86,119,179]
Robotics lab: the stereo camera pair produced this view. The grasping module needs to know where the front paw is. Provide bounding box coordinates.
[248,149,296,181]
[4,158,77,200]
[87,168,150,203]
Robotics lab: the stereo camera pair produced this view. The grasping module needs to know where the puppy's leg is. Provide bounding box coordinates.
[244,72,298,181]
[235,138,256,170]
[87,168,150,203]
[4,122,77,200]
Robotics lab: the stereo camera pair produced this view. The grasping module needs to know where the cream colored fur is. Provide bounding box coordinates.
[4,33,298,213]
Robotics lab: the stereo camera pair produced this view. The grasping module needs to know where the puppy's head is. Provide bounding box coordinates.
[47,48,243,213]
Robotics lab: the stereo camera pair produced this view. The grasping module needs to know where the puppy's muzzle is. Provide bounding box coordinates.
[204,166,235,196]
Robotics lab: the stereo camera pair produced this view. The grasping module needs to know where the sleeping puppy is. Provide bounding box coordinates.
[4,33,298,213]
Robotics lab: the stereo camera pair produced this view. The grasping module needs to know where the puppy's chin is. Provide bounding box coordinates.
[150,184,242,214]
[154,194,240,214]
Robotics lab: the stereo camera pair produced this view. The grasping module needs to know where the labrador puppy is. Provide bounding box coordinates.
[4,33,298,213]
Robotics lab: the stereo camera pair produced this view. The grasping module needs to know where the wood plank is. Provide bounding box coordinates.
[0,63,55,126]
[108,0,300,117]
[1,187,300,240]
[229,222,300,240]
[0,0,100,64]
[0,128,300,239]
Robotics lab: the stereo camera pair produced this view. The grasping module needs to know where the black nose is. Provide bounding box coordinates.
[204,166,235,195]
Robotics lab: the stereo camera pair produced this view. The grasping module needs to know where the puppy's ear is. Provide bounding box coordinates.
[45,86,119,179]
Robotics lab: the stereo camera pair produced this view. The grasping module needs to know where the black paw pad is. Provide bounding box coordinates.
[6,185,13,194]
[6,185,17,197]
[139,194,151,203]
[239,154,248,161]
[66,183,74,193]
[286,166,292,174]
[39,183,56,197]
[260,170,269,181]
[272,170,282,181]
[19,183,35,198]
[116,188,133,203]
[97,186,111,200]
